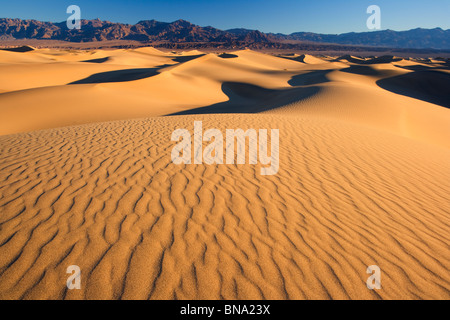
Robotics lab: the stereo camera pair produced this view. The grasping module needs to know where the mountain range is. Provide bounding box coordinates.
[1,18,449,50]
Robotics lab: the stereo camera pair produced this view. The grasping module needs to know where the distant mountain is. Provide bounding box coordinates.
[274,28,450,50]
[0,18,266,43]
[226,28,255,36]
[0,18,449,50]
[227,28,270,43]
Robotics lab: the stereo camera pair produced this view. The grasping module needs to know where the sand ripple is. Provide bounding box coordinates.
[0,114,448,299]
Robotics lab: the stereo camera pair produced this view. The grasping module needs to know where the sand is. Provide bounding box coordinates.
[0,46,449,300]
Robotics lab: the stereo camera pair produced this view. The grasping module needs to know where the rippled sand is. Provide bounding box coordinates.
[0,47,449,299]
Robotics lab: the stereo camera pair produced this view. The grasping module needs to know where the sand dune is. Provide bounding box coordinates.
[0,45,35,53]
[279,53,326,64]
[0,47,449,300]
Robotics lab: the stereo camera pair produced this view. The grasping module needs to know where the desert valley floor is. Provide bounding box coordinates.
[0,46,449,299]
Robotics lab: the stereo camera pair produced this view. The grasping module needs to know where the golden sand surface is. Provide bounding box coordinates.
[0,46,449,299]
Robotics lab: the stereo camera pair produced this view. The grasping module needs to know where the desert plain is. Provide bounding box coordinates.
[0,45,449,299]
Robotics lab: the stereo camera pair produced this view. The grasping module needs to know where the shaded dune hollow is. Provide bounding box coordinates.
[0,47,449,300]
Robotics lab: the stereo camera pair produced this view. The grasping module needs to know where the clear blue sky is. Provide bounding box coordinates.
[2,0,450,34]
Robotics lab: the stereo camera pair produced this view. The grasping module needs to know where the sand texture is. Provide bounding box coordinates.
[0,47,449,299]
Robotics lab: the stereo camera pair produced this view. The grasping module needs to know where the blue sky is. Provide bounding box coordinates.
[1,0,450,34]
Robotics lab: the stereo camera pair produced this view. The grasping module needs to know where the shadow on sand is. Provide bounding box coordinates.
[81,57,111,63]
[172,54,206,63]
[70,54,207,84]
[167,81,320,115]
[394,63,450,72]
[337,55,404,64]
[218,53,238,59]
[377,70,450,109]
[0,45,35,53]
[68,64,174,84]
[288,70,332,86]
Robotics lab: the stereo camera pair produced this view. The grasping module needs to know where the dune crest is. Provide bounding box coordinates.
[0,47,449,148]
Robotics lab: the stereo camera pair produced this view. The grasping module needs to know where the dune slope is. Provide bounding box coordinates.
[0,114,449,300]
[0,47,449,300]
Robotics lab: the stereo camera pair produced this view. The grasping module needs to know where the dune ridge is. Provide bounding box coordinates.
[0,47,449,147]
